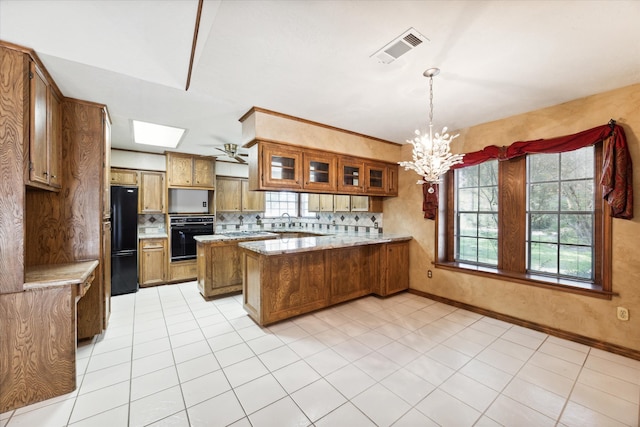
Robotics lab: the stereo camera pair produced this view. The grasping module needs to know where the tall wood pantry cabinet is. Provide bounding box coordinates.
[0,40,111,412]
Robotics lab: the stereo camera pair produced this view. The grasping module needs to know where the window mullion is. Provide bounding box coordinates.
[499,157,527,273]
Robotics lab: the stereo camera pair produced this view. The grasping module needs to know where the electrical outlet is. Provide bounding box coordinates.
[427,270,433,278]
[617,306,629,321]
[202,201,207,207]
[374,222,379,229]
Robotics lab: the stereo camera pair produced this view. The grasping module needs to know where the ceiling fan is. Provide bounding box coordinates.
[212,143,248,164]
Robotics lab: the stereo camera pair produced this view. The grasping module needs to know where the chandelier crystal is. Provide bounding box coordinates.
[399,68,464,193]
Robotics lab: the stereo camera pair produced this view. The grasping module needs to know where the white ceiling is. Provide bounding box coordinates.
[1,0,639,159]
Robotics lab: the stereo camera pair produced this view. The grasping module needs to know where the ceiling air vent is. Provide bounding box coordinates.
[371,27,428,64]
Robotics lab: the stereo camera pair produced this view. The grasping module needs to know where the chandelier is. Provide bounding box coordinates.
[399,68,464,193]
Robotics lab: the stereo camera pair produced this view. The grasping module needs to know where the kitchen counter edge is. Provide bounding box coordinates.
[238,234,412,256]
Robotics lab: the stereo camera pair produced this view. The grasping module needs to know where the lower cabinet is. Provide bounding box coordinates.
[197,241,245,298]
[377,241,410,296]
[169,259,198,283]
[242,239,410,326]
[329,245,378,305]
[139,238,167,287]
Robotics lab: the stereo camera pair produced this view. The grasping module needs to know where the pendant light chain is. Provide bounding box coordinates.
[398,67,465,187]
[429,74,434,126]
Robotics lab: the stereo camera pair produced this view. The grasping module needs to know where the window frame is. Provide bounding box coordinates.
[436,142,613,300]
[263,191,316,218]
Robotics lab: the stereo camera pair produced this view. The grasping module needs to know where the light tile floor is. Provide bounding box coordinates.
[2,281,639,426]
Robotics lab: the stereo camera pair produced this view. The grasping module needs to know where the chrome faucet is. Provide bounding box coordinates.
[281,213,291,227]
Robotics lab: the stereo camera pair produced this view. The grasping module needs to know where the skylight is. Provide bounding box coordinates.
[133,120,186,148]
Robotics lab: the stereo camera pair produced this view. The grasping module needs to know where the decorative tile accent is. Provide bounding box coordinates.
[213,211,384,235]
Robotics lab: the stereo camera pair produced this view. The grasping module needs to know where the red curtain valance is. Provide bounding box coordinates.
[423,121,633,219]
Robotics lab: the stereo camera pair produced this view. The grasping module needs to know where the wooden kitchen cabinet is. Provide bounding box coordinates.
[194,158,215,187]
[48,89,62,189]
[377,241,409,296]
[334,195,383,212]
[365,162,388,195]
[216,176,241,211]
[337,157,365,193]
[262,143,303,189]
[216,177,265,212]
[248,140,398,196]
[241,237,411,326]
[139,171,165,213]
[110,168,138,185]
[169,259,198,282]
[166,152,216,189]
[26,61,62,191]
[307,193,334,212]
[303,151,337,192]
[387,165,398,196]
[241,179,265,212]
[329,245,377,305]
[139,238,168,286]
[197,234,277,298]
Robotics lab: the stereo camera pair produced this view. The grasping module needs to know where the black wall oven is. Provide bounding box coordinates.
[169,215,215,261]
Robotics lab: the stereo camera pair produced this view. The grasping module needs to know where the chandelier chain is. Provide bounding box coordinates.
[398,67,464,189]
[429,75,434,126]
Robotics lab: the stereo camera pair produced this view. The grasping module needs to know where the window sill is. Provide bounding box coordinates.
[434,261,615,300]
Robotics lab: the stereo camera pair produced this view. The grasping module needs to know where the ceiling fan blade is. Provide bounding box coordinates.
[233,156,247,164]
[214,147,227,153]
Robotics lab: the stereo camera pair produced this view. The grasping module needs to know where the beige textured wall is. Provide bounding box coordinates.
[385,83,640,351]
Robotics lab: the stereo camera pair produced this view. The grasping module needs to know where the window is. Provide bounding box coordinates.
[527,147,595,281]
[441,143,610,296]
[455,160,499,266]
[264,191,298,217]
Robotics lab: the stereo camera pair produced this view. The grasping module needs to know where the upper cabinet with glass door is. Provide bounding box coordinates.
[365,162,388,195]
[248,140,398,196]
[338,157,365,193]
[303,152,336,192]
[262,143,303,189]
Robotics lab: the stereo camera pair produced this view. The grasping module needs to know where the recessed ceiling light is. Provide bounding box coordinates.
[132,120,186,148]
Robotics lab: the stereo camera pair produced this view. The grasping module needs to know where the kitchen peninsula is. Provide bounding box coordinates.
[239,233,411,326]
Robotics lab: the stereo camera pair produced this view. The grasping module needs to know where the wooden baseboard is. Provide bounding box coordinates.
[408,289,640,361]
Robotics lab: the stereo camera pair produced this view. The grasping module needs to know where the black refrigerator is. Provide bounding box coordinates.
[111,186,139,295]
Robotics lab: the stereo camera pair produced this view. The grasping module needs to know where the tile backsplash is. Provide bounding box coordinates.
[138,214,166,234]
[215,211,383,234]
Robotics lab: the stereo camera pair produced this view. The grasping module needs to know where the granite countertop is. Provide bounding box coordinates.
[238,233,411,256]
[24,260,99,291]
[194,231,280,243]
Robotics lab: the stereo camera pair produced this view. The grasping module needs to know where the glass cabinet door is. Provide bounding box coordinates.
[338,157,365,193]
[303,152,336,192]
[365,163,387,194]
[262,144,302,189]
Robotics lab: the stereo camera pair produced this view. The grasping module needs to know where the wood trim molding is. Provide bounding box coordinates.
[185,0,203,91]
[238,106,402,147]
[408,288,640,361]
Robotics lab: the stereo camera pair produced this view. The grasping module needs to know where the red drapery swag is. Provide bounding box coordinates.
[423,122,633,220]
